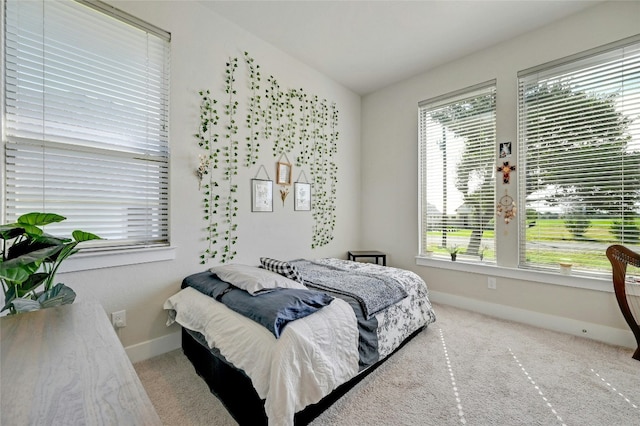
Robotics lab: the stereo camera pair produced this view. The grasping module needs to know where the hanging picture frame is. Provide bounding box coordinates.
[251,179,273,212]
[294,182,311,211]
[276,161,292,186]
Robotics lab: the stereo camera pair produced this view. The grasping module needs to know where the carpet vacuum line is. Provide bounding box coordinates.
[439,328,467,425]
[508,347,566,426]
[590,368,639,410]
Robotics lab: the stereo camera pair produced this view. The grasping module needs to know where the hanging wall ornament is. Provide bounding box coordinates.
[497,161,516,184]
[279,186,289,206]
[496,190,517,224]
[275,153,292,206]
[196,154,211,190]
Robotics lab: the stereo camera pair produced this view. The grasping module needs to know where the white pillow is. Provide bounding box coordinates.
[210,264,307,295]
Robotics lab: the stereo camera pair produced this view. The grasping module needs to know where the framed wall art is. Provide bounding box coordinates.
[499,141,512,158]
[294,182,311,211]
[251,179,273,212]
[276,161,292,186]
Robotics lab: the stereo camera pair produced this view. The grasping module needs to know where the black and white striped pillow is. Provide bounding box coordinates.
[260,257,304,283]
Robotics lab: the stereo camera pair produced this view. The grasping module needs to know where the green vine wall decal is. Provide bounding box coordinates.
[195,51,340,262]
[195,89,221,263]
[283,88,298,154]
[244,52,261,167]
[308,96,335,248]
[220,57,239,263]
[266,75,286,156]
[295,90,312,166]
[289,92,337,248]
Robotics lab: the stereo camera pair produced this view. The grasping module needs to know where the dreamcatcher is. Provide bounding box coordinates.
[496,191,516,224]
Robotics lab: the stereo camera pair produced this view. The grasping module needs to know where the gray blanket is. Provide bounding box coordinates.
[289,259,408,319]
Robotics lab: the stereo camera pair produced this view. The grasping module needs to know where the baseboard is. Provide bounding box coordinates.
[123,293,635,363]
[429,290,636,349]
[125,330,181,364]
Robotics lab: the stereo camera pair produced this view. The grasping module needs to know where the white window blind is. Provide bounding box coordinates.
[518,36,640,273]
[4,0,170,249]
[418,81,496,261]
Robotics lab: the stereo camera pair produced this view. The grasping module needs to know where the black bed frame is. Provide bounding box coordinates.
[182,326,424,425]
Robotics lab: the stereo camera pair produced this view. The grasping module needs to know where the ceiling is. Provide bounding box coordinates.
[201,0,603,95]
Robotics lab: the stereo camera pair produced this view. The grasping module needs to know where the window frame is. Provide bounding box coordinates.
[2,0,172,259]
[418,80,497,263]
[517,34,640,276]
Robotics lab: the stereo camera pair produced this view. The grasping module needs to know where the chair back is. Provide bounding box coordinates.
[606,244,640,361]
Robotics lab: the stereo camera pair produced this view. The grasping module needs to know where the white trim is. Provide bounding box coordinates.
[78,0,171,41]
[58,246,177,273]
[418,79,497,108]
[116,292,635,363]
[429,290,636,350]
[416,255,612,293]
[124,330,181,364]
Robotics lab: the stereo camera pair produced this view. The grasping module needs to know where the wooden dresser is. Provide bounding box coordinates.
[1,301,161,425]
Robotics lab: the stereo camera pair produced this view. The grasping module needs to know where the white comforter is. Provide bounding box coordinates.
[164,287,360,426]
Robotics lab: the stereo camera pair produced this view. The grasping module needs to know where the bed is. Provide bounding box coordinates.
[164,258,436,425]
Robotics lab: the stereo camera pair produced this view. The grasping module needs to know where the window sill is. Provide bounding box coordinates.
[415,255,612,293]
[58,246,177,274]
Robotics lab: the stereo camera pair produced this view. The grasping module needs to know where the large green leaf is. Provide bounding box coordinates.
[37,283,76,308]
[1,286,20,312]
[0,273,49,312]
[50,241,78,266]
[0,225,25,241]
[17,212,66,227]
[0,245,62,283]
[10,298,41,313]
[4,244,63,265]
[33,233,71,245]
[72,230,101,242]
[16,213,66,236]
[7,237,64,261]
[0,261,40,283]
[5,284,76,314]
[18,272,49,295]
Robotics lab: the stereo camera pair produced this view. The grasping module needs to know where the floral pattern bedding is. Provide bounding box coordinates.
[312,258,436,359]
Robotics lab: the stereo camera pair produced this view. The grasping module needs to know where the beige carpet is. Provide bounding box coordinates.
[134,304,640,425]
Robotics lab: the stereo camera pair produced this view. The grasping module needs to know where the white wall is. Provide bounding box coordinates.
[361,1,640,346]
[53,0,362,359]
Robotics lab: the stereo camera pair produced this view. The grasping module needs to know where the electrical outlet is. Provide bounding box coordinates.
[487,277,497,290]
[112,310,126,328]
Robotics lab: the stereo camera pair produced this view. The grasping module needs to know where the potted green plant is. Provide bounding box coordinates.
[448,245,461,261]
[0,212,100,314]
[479,245,488,261]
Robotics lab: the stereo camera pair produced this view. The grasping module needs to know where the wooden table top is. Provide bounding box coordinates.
[1,301,160,425]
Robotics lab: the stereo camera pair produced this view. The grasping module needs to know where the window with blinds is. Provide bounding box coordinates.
[518,36,640,273]
[3,0,171,249]
[418,81,496,261]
